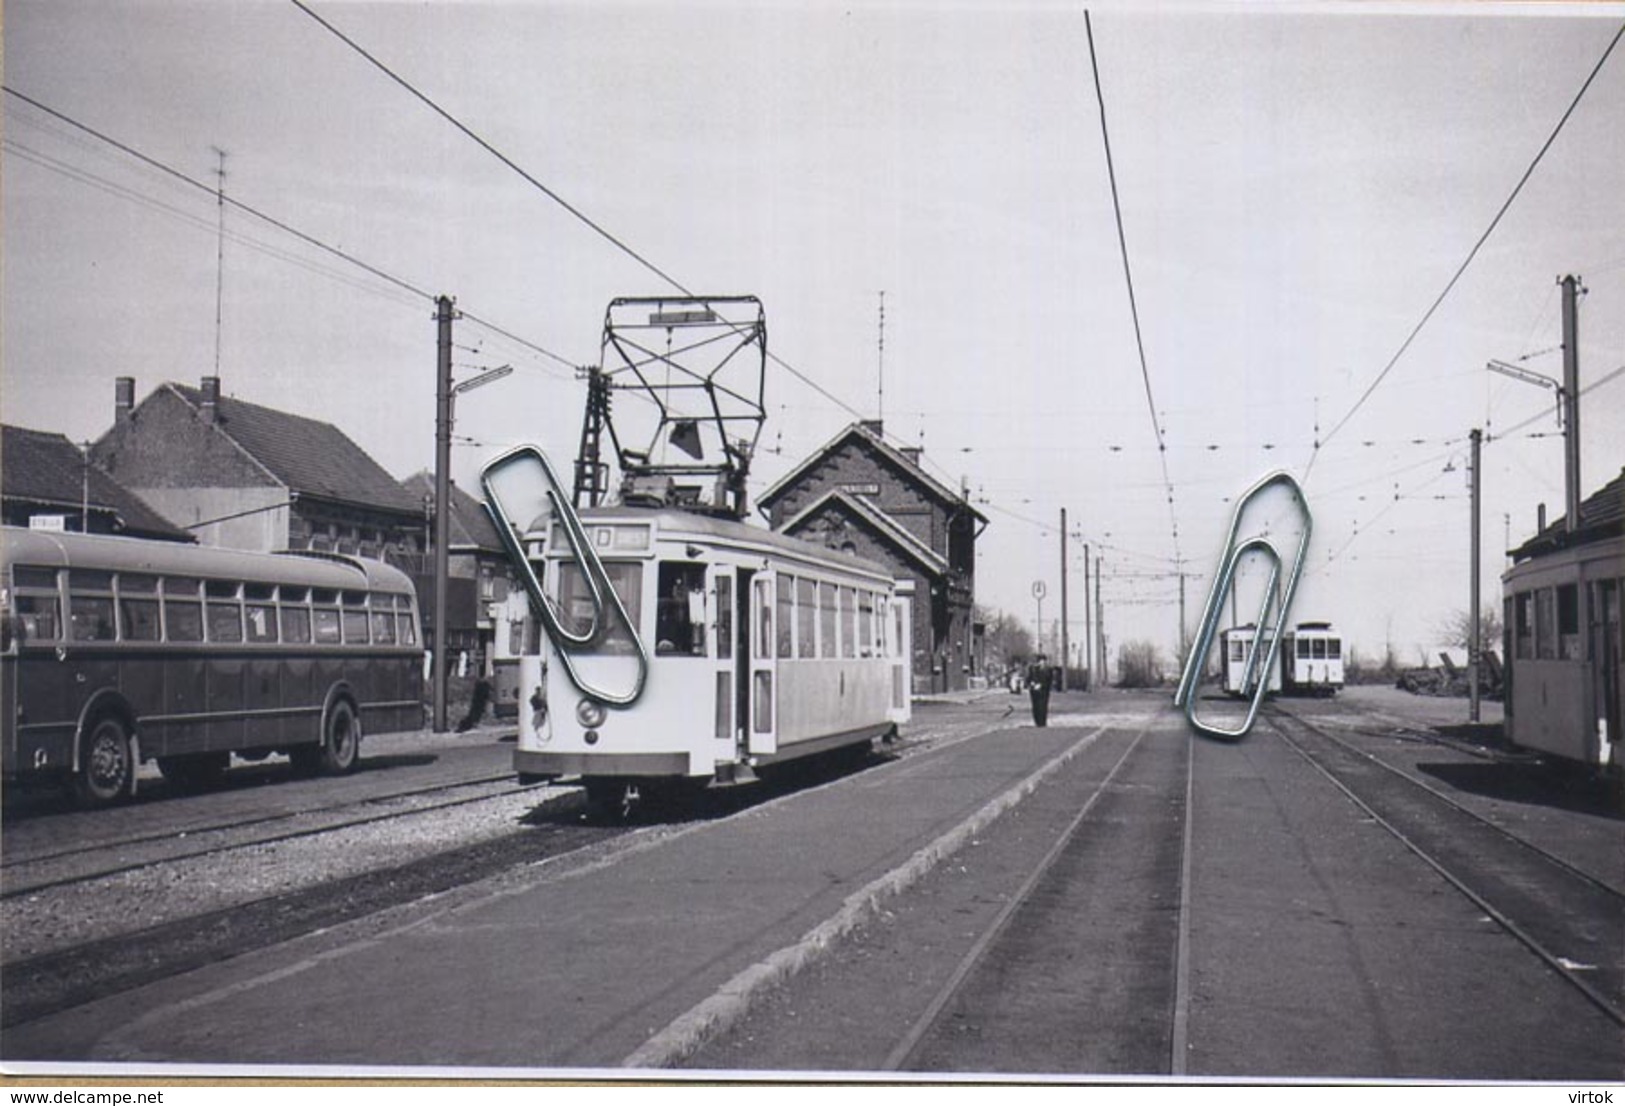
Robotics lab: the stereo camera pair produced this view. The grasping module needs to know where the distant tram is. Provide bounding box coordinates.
[1,527,424,805]
[1281,621,1344,695]
[1502,495,1622,773]
[1219,621,1342,698]
[485,449,911,819]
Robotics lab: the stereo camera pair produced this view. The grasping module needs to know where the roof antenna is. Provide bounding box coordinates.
[876,290,886,424]
[211,146,228,382]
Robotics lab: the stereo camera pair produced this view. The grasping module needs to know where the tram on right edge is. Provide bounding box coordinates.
[1501,473,1622,775]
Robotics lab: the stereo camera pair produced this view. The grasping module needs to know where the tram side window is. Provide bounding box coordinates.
[841,587,856,658]
[1328,639,1341,659]
[715,577,733,661]
[1514,591,1533,660]
[1556,584,1581,660]
[1535,587,1556,660]
[776,575,794,660]
[205,580,243,643]
[820,584,837,658]
[164,577,204,643]
[655,562,707,656]
[796,578,817,658]
[858,591,875,657]
[1312,638,1326,660]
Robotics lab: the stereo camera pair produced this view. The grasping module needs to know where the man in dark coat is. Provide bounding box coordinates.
[1026,653,1054,727]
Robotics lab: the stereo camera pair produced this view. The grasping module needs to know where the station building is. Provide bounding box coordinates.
[759,420,986,694]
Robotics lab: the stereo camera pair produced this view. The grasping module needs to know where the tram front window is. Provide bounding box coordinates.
[557,561,643,654]
[655,562,707,656]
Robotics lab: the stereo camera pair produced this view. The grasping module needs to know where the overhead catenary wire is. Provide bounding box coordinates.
[286,0,870,429]
[1085,10,1181,565]
[1308,18,1625,478]
[3,85,582,378]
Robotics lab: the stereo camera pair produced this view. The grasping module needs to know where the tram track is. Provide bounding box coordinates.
[878,718,1193,1075]
[0,812,623,1029]
[0,773,538,899]
[1263,708,1625,1029]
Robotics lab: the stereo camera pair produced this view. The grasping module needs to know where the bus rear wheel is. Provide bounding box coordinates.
[291,701,360,777]
[74,716,133,807]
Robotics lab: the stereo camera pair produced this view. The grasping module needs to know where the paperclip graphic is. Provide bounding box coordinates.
[1175,471,1312,739]
[480,444,649,707]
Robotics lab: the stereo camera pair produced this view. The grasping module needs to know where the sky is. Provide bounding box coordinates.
[4,0,1623,673]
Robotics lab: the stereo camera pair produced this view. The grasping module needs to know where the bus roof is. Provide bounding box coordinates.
[0,526,415,594]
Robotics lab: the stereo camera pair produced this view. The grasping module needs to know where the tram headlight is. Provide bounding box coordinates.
[576,698,607,729]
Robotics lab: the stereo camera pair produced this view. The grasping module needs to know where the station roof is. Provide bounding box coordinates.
[1508,467,1625,562]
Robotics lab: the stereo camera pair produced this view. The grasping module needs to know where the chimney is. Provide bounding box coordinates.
[200,376,220,423]
[899,445,923,467]
[114,377,135,424]
[859,419,884,438]
[1537,503,1546,533]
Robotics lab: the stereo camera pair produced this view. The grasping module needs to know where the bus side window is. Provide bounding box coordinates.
[14,594,61,641]
[313,608,342,644]
[69,596,116,641]
[370,600,397,645]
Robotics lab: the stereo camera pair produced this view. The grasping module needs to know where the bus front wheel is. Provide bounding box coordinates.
[292,701,360,777]
[74,716,133,807]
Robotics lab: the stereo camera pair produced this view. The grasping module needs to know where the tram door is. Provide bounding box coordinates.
[1594,579,1620,761]
[747,571,777,756]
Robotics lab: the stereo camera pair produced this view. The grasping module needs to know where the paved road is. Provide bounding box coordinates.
[3,688,1619,1083]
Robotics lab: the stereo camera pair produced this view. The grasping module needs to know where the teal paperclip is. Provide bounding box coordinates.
[1174,471,1312,739]
[480,444,649,707]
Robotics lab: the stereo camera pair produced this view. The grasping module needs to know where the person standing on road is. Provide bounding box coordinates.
[1026,653,1053,727]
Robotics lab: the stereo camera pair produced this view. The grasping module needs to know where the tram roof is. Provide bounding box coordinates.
[574,505,898,584]
[0,526,415,593]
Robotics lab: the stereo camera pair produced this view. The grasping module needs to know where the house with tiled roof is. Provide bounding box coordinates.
[1,424,192,541]
[401,471,519,679]
[91,376,425,562]
[758,420,987,693]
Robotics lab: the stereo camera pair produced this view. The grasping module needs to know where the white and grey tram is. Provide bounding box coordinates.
[1280,621,1344,695]
[482,446,912,815]
[1219,621,1342,697]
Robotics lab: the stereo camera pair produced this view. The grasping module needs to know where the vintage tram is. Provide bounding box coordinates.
[1501,475,1622,773]
[483,446,911,818]
[1219,620,1342,698]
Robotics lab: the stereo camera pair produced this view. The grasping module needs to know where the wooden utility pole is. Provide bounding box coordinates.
[1060,508,1069,691]
[1469,426,1482,723]
[1560,275,1582,533]
[1083,543,1091,689]
[432,295,456,733]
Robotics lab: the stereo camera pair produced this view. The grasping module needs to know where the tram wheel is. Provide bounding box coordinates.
[157,751,230,791]
[291,701,361,777]
[74,715,133,807]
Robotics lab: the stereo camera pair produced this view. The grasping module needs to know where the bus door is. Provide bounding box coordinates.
[748,571,777,756]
